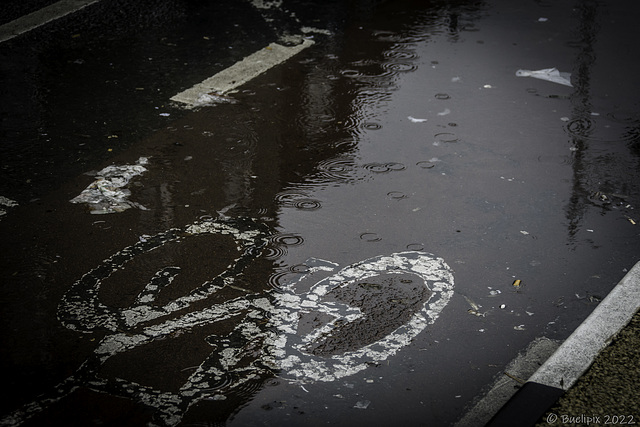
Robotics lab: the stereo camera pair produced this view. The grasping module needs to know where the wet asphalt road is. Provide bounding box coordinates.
[1,0,640,426]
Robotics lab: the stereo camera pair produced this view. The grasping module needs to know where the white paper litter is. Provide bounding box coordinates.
[354,400,371,409]
[70,157,149,214]
[408,116,428,123]
[516,68,572,87]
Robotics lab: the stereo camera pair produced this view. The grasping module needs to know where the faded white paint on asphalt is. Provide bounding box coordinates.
[170,39,314,107]
[4,216,455,426]
[0,0,100,43]
[272,251,455,383]
[69,156,150,214]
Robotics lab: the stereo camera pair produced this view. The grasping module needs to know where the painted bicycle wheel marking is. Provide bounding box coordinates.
[1,218,454,427]
[267,251,454,382]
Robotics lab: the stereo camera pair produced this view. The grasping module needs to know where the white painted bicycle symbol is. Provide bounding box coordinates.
[1,217,454,427]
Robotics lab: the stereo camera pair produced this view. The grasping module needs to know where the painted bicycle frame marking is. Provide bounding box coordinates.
[1,218,454,427]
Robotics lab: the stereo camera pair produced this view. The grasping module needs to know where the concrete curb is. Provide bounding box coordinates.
[485,260,640,427]
[454,337,561,427]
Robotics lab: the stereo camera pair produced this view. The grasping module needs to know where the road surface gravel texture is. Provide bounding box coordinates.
[1,0,639,426]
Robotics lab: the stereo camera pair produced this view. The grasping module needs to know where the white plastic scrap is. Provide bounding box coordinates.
[515,68,572,87]
[354,400,371,409]
[407,116,428,123]
[70,157,150,214]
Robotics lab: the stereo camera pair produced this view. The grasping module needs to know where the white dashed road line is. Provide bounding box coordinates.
[0,0,100,43]
[170,38,314,107]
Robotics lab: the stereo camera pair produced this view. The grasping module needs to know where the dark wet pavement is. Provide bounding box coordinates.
[1,0,640,426]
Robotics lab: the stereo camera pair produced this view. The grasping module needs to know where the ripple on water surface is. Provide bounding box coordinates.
[433,132,459,144]
[564,113,640,144]
[359,232,382,242]
[362,162,406,173]
[313,157,360,184]
[275,190,322,211]
[263,233,305,262]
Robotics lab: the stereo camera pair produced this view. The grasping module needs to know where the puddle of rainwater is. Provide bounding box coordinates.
[235,0,640,426]
[3,0,640,426]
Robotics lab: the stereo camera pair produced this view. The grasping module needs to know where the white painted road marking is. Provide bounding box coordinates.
[69,157,150,214]
[272,251,455,383]
[3,217,454,427]
[0,0,100,43]
[170,39,314,107]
